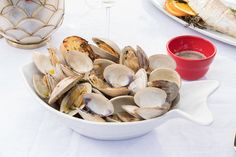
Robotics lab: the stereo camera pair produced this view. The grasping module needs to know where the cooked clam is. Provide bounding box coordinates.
[135,107,167,120]
[128,68,147,94]
[64,51,93,74]
[78,110,106,122]
[110,95,136,114]
[60,64,81,77]
[148,80,179,103]
[117,112,140,122]
[44,73,58,94]
[33,52,54,75]
[91,37,121,62]
[48,76,81,104]
[120,46,149,72]
[92,58,115,79]
[134,87,167,108]
[121,105,141,119]
[106,114,122,122]
[83,93,114,116]
[33,74,50,99]
[89,74,130,97]
[60,36,97,60]
[148,54,176,71]
[149,68,181,88]
[103,64,134,88]
[60,83,92,115]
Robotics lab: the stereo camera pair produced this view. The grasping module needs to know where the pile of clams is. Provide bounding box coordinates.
[32,36,181,123]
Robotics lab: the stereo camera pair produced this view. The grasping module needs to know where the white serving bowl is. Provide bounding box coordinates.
[21,62,219,140]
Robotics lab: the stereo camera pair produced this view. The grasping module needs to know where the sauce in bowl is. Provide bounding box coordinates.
[175,51,206,60]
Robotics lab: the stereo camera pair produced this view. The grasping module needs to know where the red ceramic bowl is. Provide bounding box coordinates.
[167,35,216,80]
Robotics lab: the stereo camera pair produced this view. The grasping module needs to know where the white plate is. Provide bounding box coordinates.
[151,0,236,47]
[21,62,219,140]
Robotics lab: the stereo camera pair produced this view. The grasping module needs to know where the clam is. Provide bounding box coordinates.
[148,80,179,103]
[60,36,97,60]
[149,68,181,88]
[100,87,130,97]
[110,95,136,114]
[91,37,121,62]
[48,76,81,104]
[120,46,149,72]
[83,93,114,116]
[106,114,122,122]
[92,58,115,79]
[60,83,92,115]
[120,46,139,72]
[135,107,167,120]
[148,54,176,71]
[44,73,58,94]
[78,110,106,122]
[134,87,167,108]
[33,74,50,99]
[88,74,130,97]
[171,93,180,108]
[64,51,93,74]
[117,112,140,122]
[52,64,66,81]
[121,105,141,119]
[128,68,147,94]
[60,64,81,77]
[48,47,60,66]
[33,52,54,75]
[92,88,104,96]
[103,64,134,88]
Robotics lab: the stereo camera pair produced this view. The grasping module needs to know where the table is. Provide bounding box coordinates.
[0,0,236,156]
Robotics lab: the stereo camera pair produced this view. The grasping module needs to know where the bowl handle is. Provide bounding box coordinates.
[165,80,220,125]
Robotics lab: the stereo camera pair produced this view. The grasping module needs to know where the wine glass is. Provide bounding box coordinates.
[85,0,116,38]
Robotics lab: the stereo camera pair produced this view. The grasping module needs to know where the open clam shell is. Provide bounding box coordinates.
[90,44,118,62]
[121,105,141,119]
[134,87,167,108]
[60,83,92,115]
[88,74,130,97]
[110,95,136,114]
[33,74,50,99]
[148,54,176,71]
[103,64,134,88]
[117,112,141,122]
[148,80,179,103]
[33,52,54,74]
[136,46,149,70]
[128,68,147,94]
[48,76,81,104]
[83,93,114,116]
[149,68,181,88]
[120,46,149,72]
[60,36,97,60]
[100,87,130,97]
[60,64,81,77]
[135,107,167,120]
[106,114,122,122]
[120,46,139,72]
[92,37,121,57]
[44,73,58,94]
[64,51,93,74]
[92,58,115,79]
[78,110,106,122]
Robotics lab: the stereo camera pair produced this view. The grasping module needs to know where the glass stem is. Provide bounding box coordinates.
[105,6,111,39]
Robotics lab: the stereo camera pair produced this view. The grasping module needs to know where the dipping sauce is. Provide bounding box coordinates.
[175,51,206,60]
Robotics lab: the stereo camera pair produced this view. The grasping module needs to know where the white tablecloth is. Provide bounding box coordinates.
[1,0,236,156]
